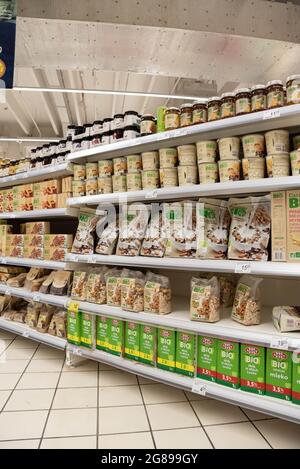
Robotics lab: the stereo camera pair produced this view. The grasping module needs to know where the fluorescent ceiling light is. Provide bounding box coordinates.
[13,86,208,102]
[0,137,61,142]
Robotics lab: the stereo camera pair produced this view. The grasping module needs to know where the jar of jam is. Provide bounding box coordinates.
[180,103,193,127]
[250,84,266,112]
[9,159,17,175]
[103,118,113,132]
[165,107,180,130]
[140,114,156,135]
[207,97,221,121]
[266,80,284,109]
[286,75,300,105]
[72,137,82,152]
[123,125,139,140]
[102,131,111,145]
[91,134,102,147]
[235,88,251,115]
[67,125,76,138]
[220,92,235,119]
[92,120,103,135]
[113,114,124,129]
[112,128,124,141]
[124,110,140,126]
[192,101,207,124]
[36,151,44,168]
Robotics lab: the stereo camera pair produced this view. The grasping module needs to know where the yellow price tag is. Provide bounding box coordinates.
[68,301,79,313]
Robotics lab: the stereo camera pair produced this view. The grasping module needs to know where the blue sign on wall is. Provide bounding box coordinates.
[0,0,16,89]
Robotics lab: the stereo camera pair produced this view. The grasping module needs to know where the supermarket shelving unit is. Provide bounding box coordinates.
[0,208,79,220]
[0,162,73,189]
[0,257,69,270]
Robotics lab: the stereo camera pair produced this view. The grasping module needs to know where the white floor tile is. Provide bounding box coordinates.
[0,410,48,440]
[141,383,187,404]
[0,359,29,374]
[99,405,149,434]
[16,372,60,390]
[154,427,213,449]
[255,419,300,449]
[41,436,97,449]
[99,370,137,387]
[0,373,21,390]
[137,376,155,385]
[44,408,97,438]
[0,390,10,409]
[9,338,38,349]
[1,348,36,360]
[206,422,271,449]
[146,402,200,431]
[0,331,15,340]
[0,439,40,449]
[99,432,154,449]
[99,385,143,407]
[52,387,97,409]
[241,407,272,421]
[26,359,63,373]
[62,360,97,372]
[98,363,115,371]
[185,391,210,401]
[58,371,97,388]
[191,400,248,426]
[33,347,65,360]
[0,339,13,352]
[4,389,55,411]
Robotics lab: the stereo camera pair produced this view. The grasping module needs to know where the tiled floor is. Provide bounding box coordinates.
[0,331,300,449]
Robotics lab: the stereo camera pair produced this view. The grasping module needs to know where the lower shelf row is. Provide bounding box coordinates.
[67,311,300,405]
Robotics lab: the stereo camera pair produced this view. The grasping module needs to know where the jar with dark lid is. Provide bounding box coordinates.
[192,101,207,125]
[92,120,103,135]
[266,80,284,109]
[9,159,17,175]
[67,125,76,138]
[124,110,140,126]
[286,75,300,105]
[36,152,44,168]
[83,123,93,136]
[43,152,52,166]
[58,139,67,151]
[220,93,235,119]
[250,84,266,112]
[103,118,113,132]
[81,136,92,150]
[113,113,124,129]
[207,97,221,122]
[123,125,140,140]
[165,107,180,130]
[140,114,156,135]
[75,125,85,136]
[30,149,36,169]
[180,103,193,128]
[91,134,102,146]
[235,88,251,115]
[102,130,111,145]
[72,137,82,152]
[112,127,124,141]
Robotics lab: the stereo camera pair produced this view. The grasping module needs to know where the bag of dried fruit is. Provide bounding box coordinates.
[121,270,145,312]
[144,272,172,315]
[190,276,220,322]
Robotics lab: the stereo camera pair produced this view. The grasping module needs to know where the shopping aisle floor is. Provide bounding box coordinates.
[0,331,300,450]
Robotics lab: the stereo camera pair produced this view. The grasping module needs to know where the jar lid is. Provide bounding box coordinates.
[124,125,139,131]
[93,120,103,125]
[114,114,124,119]
[180,103,193,109]
[92,133,102,139]
[124,110,139,116]
[49,141,57,146]
[208,96,220,103]
[286,75,300,83]
[83,123,93,128]
[221,92,235,98]
[266,80,283,87]
[235,88,250,95]
[142,114,155,119]
[192,100,207,105]
[103,118,113,123]
[67,124,76,129]
[250,84,266,91]
[31,148,36,153]
[166,107,180,111]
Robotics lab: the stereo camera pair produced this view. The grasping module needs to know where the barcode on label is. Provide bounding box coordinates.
[274,251,284,260]
[192,380,207,396]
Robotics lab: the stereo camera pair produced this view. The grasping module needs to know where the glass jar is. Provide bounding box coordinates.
[235,88,251,115]
[72,137,82,152]
[67,125,76,138]
[81,136,91,150]
[91,134,102,147]
[220,92,235,119]
[286,75,300,105]
[103,118,113,132]
[112,128,124,141]
[266,80,284,109]
[8,159,16,175]
[83,123,93,136]
[140,114,156,135]
[180,103,193,127]
[65,137,73,153]
[58,139,67,152]
[207,97,221,121]
[165,107,180,130]
[92,120,103,135]
[192,101,207,125]
[113,114,124,129]
[102,131,111,145]
[124,110,140,126]
[36,153,44,168]
[250,84,266,112]
[123,125,139,140]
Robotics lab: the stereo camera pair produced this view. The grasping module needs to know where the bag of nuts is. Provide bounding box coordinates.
[95,215,119,255]
[86,268,107,304]
[121,270,145,312]
[106,268,124,307]
[116,204,149,256]
[231,275,262,325]
[71,209,102,255]
[144,272,172,315]
[71,271,88,301]
[190,276,220,322]
[141,210,168,257]
[164,201,197,258]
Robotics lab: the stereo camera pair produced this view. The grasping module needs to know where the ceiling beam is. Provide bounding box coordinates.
[67,70,86,126]
[5,91,32,135]
[141,76,157,115]
[111,71,121,117]
[56,69,73,124]
[32,69,62,136]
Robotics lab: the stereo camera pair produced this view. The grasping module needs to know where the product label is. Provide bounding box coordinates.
[157,328,176,372]
[80,312,94,349]
[96,316,109,351]
[197,336,218,382]
[266,348,292,400]
[216,340,240,388]
[139,325,157,366]
[175,332,195,377]
[107,318,124,356]
[192,108,207,124]
[67,310,81,346]
[240,344,265,395]
[292,352,300,405]
[124,322,140,361]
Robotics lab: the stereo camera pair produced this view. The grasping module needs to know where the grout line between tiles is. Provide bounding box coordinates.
[239,407,274,449]
[96,362,99,450]
[137,375,157,449]
[185,391,215,449]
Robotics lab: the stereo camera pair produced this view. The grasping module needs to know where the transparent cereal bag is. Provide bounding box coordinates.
[144,272,172,315]
[121,270,145,312]
[190,276,220,322]
[231,275,262,325]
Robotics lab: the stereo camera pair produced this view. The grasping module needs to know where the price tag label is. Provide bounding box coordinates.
[270,337,289,350]
[192,380,207,396]
[174,129,188,137]
[71,347,82,356]
[68,301,79,313]
[1,258,6,264]
[235,262,251,274]
[33,293,41,302]
[159,131,171,140]
[69,254,79,262]
[5,288,11,296]
[145,190,158,199]
[22,331,29,338]
[10,213,16,219]
[263,109,281,120]
[87,256,97,264]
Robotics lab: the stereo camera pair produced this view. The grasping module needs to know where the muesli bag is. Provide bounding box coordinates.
[228,196,271,261]
[25,301,42,328]
[106,268,124,307]
[190,276,220,322]
[196,198,231,259]
[95,215,119,255]
[144,272,172,315]
[164,201,197,258]
[86,268,107,304]
[140,209,168,257]
[121,270,145,312]
[71,271,88,301]
[231,275,262,325]
[116,203,149,256]
[71,209,102,255]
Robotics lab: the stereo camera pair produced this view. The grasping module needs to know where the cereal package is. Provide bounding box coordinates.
[164,201,197,258]
[116,204,149,256]
[231,275,262,325]
[71,210,101,254]
[141,210,168,257]
[144,272,172,315]
[121,270,145,312]
[190,276,220,322]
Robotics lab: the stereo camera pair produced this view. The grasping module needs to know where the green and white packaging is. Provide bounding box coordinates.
[139,324,157,366]
[266,348,292,400]
[240,344,265,395]
[124,322,140,361]
[292,352,300,405]
[96,316,109,351]
[217,340,240,388]
[107,318,124,356]
[157,328,176,372]
[197,336,218,382]
[67,310,81,346]
[80,312,95,349]
[175,331,195,377]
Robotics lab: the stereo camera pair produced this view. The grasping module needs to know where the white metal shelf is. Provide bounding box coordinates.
[68,176,300,207]
[66,254,300,278]
[0,207,79,220]
[68,104,300,163]
[67,344,300,424]
[0,162,73,189]
[0,317,67,350]
[0,256,68,270]
[0,284,68,308]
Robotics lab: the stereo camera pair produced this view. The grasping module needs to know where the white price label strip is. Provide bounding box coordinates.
[263,109,281,120]
[235,262,251,274]
[5,288,11,296]
[145,190,158,199]
[33,293,41,302]
[87,256,97,264]
[192,380,207,396]
[22,331,29,338]
[270,337,289,350]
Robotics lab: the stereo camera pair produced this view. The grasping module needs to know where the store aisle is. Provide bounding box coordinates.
[0,332,300,450]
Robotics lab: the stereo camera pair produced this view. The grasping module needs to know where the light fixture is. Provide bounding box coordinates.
[0,137,61,142]
[13,86,208,102]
